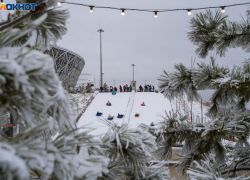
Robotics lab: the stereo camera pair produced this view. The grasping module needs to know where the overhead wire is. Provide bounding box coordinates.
[58,1,250,15]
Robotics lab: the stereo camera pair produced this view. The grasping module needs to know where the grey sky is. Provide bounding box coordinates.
[1,0,249,88]
[57,0,249,88]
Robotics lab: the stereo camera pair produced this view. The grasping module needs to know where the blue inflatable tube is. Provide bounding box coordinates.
[107,117,113,120]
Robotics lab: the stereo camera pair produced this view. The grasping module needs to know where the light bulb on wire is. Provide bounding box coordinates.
[57,2,61,6]
[154,11,158,18]
[187,9,192,15]
[221,7,225,13]
[121,9,125,16]
[90,6,94,13]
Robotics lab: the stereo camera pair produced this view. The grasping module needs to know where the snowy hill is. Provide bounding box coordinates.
[77,91,172,135]
[77,91,210,135]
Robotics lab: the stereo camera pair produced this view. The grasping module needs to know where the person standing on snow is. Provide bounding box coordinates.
[153,85,155,92]
[120,85,122,92]
[130,85,132,92]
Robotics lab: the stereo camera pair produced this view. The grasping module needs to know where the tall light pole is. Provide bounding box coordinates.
[97,29,104,88]
[131,64,135,81]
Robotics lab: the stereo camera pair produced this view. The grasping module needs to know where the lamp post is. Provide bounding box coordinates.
[131,64,135,81]
[97,29,104,88]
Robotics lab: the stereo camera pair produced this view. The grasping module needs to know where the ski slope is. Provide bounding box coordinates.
[77,92,131,135]
[130,92,172,127]
[77,91,172,136]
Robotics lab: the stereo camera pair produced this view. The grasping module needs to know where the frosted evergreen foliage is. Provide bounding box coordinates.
[187,155,250,180]
[1,0,69,50]
[0,1,110,179]
[156,7,250,179]
[187,9,250,58]
[99,120,168,179]
[143,108,250,178]
[158,63,201,104]
[159,56,250,117]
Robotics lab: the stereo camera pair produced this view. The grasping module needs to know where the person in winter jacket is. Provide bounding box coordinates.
[149,85,151,92]
[123,85,126,92]
[153,85,155,92]
[130,85,132,92]
[108,114,114,118]
[120,85,122,92]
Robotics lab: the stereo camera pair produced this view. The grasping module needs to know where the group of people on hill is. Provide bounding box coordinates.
[110,84,133,92]
[100,84,155,92]
[139,85,154,92]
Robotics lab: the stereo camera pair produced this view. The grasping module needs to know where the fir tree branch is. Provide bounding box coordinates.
[221,166,250,175]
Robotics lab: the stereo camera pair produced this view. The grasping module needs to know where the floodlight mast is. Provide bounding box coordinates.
[97,29,104,88]
[131,64,135,81]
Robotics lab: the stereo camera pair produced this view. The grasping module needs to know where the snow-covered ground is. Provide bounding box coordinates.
[78,91,173,135]
[77,92,131,135]
[76,91,212,136]
[129,92,172,128]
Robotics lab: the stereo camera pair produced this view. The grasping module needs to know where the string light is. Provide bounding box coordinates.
[154,11,158,18]
[59,2,250,16]
[121,9,125,15]
[90,6,94,13]
[221,6,225,13]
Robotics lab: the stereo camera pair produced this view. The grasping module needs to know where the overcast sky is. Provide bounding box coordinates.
[56,0,249,88]
[2,0,249,88]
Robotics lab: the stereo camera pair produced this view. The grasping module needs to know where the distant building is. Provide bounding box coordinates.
[44,46,85,88]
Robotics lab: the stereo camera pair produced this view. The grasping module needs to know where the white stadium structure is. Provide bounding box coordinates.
[45,46,85,88]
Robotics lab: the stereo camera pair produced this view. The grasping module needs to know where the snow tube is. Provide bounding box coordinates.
[141,104,145,106]
[117,115,124,118]
[96,113,102,116]
[112,93,116,95]
[106,103,112,106]
[107,117,114,120]
[135,114,140,117]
